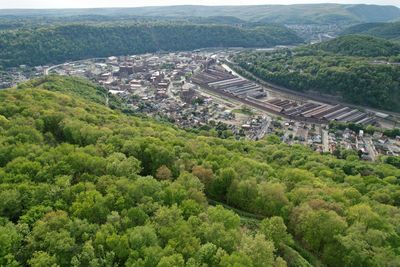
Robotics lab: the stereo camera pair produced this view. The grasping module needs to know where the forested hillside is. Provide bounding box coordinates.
[1,4,399,24]
[0,23,302,69]
[314,35,400,57]
[342,21,400,41]
[0,75,399,266]
[234,39,400,111]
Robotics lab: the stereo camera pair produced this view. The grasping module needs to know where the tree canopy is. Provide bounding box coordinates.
[0,75,399,266]
[314,35,400,57]
[0,23,302,69]
[342,21,400,41]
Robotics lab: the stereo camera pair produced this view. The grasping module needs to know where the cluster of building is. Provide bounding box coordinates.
[240,116,271,141]
[48,51,278,139]
[287,24,343,43]
[0,65,44,89]
[52,53,202,98]
[327,129,400,160]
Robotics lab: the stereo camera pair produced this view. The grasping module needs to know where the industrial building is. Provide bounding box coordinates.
[192,68,265,98]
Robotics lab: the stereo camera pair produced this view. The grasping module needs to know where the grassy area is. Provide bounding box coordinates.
[232,105,255,116]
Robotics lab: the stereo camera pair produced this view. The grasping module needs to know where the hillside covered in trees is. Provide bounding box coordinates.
[0,23,302,69]
[233,36,400,111]
[1,4,399,24]
[0,75,399,266]
[314,35,400,57]
[342,21,400,41]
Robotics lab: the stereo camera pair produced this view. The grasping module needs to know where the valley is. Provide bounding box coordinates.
[0,3,400,267]
[7,47,390,160]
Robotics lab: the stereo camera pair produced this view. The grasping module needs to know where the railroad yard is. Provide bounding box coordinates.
[192,62,376,125]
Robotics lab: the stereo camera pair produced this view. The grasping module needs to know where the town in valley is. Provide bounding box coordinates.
[2,49,400,160]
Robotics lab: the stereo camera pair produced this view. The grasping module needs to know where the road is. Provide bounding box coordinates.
[44,63,64,75]
[364,137,378,161]
[321,129,329,152]
[44,57,107,75]
[221,63,241,77]
[249,117,271,141]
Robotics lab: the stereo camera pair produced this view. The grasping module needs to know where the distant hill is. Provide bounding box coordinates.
[0,15,247,31]
[0,23,302,68]
[345,4,400,23]
[315,35,400,57]
[342,21,400,40]
[1,4,399,25]
[188,16,246,25]
[254,4,400,24]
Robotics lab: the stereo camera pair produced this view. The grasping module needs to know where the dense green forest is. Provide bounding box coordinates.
[0,15,247,31]
[314,35,400,57]
[1,4,399,24]
[233,36,400,111]
[0,23,302,69]
[0,75,399,266]
[342,21,400,41]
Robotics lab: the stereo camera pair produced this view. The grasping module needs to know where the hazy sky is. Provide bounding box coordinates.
[0,0,399,9]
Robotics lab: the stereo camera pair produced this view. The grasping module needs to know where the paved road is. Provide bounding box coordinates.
[44,57,107,75]
[249,117,271,141]
[322,129,329,152]
[364,137,377,161]
[44,64,63,75]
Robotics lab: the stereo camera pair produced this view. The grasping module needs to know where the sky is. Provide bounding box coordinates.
[0,0,399,9]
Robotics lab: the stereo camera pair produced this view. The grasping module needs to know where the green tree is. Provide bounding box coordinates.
[260,216,293,246]
[28,251,59,267]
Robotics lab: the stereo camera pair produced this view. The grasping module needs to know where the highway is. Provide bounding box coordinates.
[44,57,107,75]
